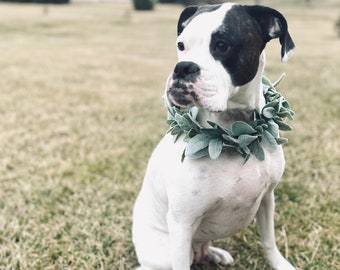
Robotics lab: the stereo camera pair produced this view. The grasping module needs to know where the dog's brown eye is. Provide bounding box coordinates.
[215,41,230,53]
[177,42,185,51]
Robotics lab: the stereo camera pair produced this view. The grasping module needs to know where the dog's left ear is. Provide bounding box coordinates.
[177,5,199,36]
[244,5,295,62]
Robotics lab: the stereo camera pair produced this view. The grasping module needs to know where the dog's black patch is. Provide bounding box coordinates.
[210,5,265,86]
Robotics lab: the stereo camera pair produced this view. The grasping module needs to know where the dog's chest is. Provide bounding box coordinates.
[187,161,271,242]
[148,134,284,240]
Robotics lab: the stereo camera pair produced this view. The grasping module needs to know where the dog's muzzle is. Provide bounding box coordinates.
[167,61,200,108]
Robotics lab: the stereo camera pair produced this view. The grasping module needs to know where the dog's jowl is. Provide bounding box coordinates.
[133,3,296,270]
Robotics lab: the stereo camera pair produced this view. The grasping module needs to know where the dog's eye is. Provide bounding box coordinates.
[177,42,185,51]
[215,41,231,53]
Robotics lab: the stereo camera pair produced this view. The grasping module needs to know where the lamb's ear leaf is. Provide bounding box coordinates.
[276,137,288,145]
[208,139,223,160]
[262,130,278,150]
[186,148,209,159]
[262,75,272,87]
[238,134,258,148]
[276,119,293,131]
[273,73,286,87]
[267,120,279,137]
[262,107,276,119]
[222,134,239,144]
[249,140,265,161]
[232,121,257,136]
[185,134,210,157]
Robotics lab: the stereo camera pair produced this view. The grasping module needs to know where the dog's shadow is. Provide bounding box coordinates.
[191,263,229,270]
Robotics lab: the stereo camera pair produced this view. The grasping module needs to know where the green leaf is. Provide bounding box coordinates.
[272,73,286,87]
[249,141,265,161]
[166,119,175,126]
[175,113,190,130]
[277,111,289,118]
[276,137,288,145]
[286,113,294,121]
[267,120,279,137]
[238,134,258,148]
[186,148,209,159]
[243,153,251,164]
[200,128,224,136]
[187,128,198,138]
[207,121,231,135]
[222,134,239,144]
[232,121,256,136]
[170,126,182,136]
[172,133,180,143]
[181,150,186,162]
[262,107,276,119]
[282,100,291,110]
[263,100,279,110]
[208,139,223,160]
[275,120,293,131]
[182,115,198,129]
[262,130,277,150]
[262,76,272,86]
[255,126,264,133]
[189,107,199,120]
[185,134,210,157]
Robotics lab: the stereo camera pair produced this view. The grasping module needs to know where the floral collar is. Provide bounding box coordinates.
[166,74,294,162]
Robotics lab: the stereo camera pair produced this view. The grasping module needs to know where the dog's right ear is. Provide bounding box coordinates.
[177,6,199,36]
[244,5,295,62]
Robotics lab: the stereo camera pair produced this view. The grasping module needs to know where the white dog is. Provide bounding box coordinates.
[133,3,296,270]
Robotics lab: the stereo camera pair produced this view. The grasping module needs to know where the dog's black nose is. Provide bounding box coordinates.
[173,61,200,79]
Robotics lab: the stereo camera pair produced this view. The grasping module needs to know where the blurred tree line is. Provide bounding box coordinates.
[0,0,69,3]
[133,0,221,10]
[133,0,226,10]
[133,0,319,10]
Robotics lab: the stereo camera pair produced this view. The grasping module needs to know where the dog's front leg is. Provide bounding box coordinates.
[166,212,198,270]
[256,190,296,270]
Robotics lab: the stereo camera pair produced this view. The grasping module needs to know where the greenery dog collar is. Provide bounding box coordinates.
[166,74,294,162]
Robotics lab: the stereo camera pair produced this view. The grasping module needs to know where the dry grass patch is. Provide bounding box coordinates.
[0,1,339,269]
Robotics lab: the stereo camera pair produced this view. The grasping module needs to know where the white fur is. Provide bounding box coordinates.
[133,3,296,270]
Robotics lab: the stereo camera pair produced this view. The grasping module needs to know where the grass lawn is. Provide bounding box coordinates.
[0,0,339,269]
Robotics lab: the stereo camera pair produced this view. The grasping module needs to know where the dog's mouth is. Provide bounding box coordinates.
[166,79,198,108]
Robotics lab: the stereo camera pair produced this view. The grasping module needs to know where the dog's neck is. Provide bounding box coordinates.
[198,52,266,129]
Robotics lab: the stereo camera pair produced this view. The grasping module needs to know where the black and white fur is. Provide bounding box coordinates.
[133,3,296,270]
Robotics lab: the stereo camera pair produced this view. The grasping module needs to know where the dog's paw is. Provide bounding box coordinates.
[273,260,296,270]
[207,246,234,266]
[136,267,160,270]
[266,249,296,270]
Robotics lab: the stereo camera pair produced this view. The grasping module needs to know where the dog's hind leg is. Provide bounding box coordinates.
[207,246,234,265]
[256,190,296,270]
[193,242,234,266]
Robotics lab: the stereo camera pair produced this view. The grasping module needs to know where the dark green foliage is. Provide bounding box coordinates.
[336,15,340,37]
[133,0,155,10]
[0,0,70,3]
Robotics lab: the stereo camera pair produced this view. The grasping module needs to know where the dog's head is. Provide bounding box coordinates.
[166,3,295,112]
